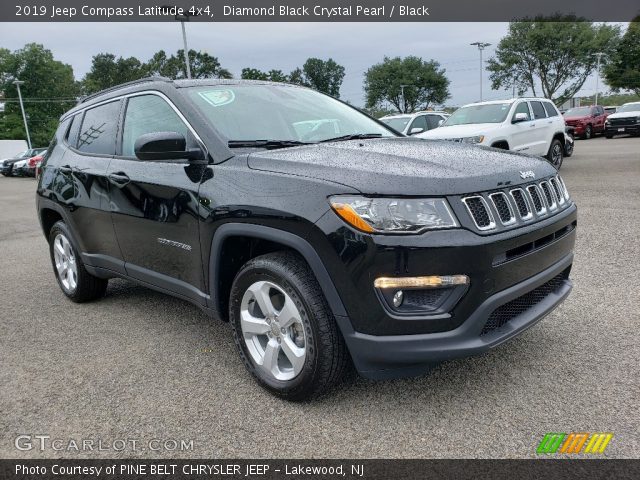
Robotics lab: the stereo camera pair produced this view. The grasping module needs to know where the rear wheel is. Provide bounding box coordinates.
[49,221,108,302]
[605,134,613,139]
[546,139,564,170]
[229,252,348,400]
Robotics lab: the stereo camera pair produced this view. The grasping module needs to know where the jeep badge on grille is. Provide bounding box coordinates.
[520,170,535,179]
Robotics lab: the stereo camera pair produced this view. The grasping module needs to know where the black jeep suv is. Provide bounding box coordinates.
[37,78,577,400]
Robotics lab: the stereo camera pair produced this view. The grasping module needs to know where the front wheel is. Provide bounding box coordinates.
[583,125,592,139]
[49,221,108,302]
[229,252,348,400]
[547,139,564,170]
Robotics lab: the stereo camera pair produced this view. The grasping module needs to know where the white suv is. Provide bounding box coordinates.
[418,98,567,168]
[380,111,449,136]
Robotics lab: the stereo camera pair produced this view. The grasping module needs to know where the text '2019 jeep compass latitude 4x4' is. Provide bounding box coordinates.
[37,78,577,400]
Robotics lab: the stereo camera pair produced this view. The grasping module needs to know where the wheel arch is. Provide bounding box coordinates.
[208,223,348,322]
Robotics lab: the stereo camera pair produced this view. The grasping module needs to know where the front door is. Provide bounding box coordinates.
[107,93,207,301]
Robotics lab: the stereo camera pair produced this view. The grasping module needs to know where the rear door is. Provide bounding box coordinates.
[107,92,207,301]
[50,101,123,271]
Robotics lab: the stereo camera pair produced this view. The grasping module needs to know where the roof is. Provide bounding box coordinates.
[461,97,553,108]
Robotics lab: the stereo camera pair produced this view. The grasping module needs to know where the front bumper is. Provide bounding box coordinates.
[606,124,640,136]
[337,253,572,379]
[566,124,585,135]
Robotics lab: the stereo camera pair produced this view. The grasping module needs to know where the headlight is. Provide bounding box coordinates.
[462,135,484,144]
[329,196,458,234]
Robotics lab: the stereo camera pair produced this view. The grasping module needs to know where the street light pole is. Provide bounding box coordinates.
[594,52,604,106]
[13,80,31,149]
[399,84,409,113]
[176,15,192,79]
[470,42,491,102]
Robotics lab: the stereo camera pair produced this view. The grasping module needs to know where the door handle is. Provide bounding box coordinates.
[108,172,130,187]
[59,165,72,173]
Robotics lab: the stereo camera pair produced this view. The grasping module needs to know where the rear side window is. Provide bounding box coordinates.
[122,95,189,157]
[543,102,559,117]
[77,100,121,155]
[65,115,81,148]
[530,101,547,119]
[426,115,442,130]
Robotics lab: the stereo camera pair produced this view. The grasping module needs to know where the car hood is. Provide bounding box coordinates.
[417,123,503,140]
[606,110,640,119]
[247,137,555,196]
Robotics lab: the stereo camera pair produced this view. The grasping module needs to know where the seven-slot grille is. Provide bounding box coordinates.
[461,175,570,233]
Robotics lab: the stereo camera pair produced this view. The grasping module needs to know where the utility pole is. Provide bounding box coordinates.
[594,52,604,106]
[470,42,491,102]
[175,12,192,79]
[399,84,409,113]
[13,79,31,149]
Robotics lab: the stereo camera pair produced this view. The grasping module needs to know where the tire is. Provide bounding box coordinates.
[605,135,613,139]
[546,139,564,170]
[564,134,574,158]
[48,221,108,302]
[583,124,592,140]
[229,251,349,400]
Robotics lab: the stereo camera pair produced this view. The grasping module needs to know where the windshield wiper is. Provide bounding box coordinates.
[228,140,311,150]
[319,133,383,143]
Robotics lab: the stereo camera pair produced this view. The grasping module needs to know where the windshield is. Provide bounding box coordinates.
[184,85,394,143]
[617,103,640,113]
[444,103,511,126]
[564,107,592,116]
[380,116,411,131]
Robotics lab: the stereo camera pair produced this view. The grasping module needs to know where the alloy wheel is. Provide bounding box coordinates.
[551,143,563,167]
[240,280,307,381]
[53,233,78,292]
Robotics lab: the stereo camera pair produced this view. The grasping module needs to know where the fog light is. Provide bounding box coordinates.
[374,275,469,289]
[392,290,404,307]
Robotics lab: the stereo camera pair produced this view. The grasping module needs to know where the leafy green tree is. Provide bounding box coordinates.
[240,68,289,82]
[0,43,78,146]
[287,67,307,86]
[300,58,345,97]
[604,17,640,96]
[364,56,450,113]
[487,16,620,105]
[82,53,146,94]
[145,49,231,80]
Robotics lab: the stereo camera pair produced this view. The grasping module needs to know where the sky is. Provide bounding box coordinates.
[0,22,610,108]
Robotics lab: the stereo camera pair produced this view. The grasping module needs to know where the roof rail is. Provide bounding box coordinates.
[78,76,172,104]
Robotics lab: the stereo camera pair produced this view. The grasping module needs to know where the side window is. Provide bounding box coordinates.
[596,106,604,115]
[65,114,81,148]
[122,95,190,157]
[513,102,531,121]
[77,100,121,155]
[426,115,442,130]
[530,101,547,119]
[543,102,559,117]
[408,115,428,132]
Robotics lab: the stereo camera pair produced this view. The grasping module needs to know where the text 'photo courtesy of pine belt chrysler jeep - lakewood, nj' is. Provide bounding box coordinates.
[36,78,577,400]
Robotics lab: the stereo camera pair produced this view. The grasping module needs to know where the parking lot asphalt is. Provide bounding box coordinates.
[1,136,639,459]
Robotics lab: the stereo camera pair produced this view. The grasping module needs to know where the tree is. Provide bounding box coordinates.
[604,17,640,96]
[364,56,450,113]
[145,49,232,80]
[0,43,78,146]
[241,68,289,82]
[82,53,146,94]
[300,58,345,97]
[487,16,620,105]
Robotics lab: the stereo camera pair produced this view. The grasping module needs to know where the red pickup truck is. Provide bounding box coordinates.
[563,105,609,139]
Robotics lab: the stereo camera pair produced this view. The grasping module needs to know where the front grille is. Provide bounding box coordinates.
[489,193,515,225]
[608,117,638,127]
[510,188,531,219]
[462,196,494,229]
[480,270,569,336]
[461,175,571,233]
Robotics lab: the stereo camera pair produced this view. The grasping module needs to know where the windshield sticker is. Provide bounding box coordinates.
[198,89,235,107]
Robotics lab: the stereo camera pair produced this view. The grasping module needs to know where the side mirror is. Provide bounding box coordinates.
[134,132,203,161]
[409,127,425,135]
[512,112,529,123]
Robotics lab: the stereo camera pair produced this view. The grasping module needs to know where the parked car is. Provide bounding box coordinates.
[418,98,567,169]
[12,159,29,176]
[604,102,640,138]
[25,154,45,177]
[37,78,576,400]
[562,105,608,139]
[380,111,449,135]
[1,148,47,176]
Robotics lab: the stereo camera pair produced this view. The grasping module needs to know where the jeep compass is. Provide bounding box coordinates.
[37,78,576,400]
